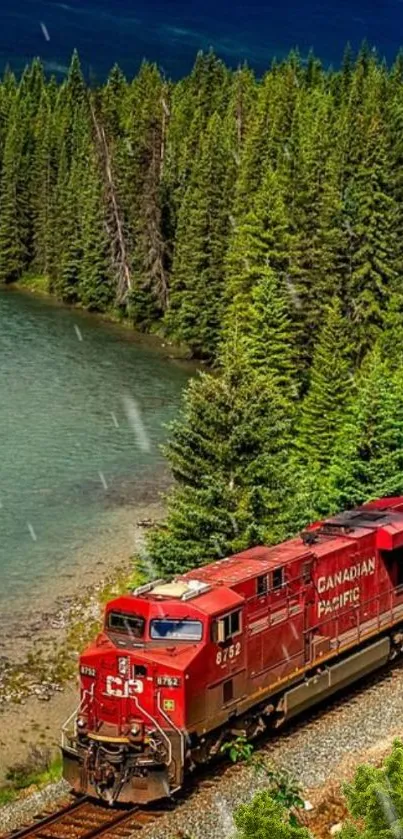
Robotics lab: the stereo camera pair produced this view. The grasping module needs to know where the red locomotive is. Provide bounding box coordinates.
[62,497,403,804]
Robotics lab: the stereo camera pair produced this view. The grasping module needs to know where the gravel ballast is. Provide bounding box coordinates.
[137,665,403,839]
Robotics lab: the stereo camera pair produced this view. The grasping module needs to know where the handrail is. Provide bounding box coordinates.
[61,685,94,750]
[156,689,186,768]
[132,694,172,766]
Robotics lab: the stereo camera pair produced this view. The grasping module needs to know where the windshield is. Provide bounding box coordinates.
[150,619,203,641]
[107,612,145,638]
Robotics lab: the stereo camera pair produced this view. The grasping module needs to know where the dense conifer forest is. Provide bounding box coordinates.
[4,45,403,572]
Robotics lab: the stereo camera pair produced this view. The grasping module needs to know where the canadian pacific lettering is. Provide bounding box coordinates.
[317,557,375,617]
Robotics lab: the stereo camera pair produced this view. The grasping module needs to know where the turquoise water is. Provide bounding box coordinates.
[0,289,191,610]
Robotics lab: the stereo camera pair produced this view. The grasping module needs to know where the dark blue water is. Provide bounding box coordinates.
[0,0,401,82]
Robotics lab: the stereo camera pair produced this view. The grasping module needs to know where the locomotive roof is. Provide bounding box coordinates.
[130,497,403,608]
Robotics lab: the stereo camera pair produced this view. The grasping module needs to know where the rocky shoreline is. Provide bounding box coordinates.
[0,502,164,782]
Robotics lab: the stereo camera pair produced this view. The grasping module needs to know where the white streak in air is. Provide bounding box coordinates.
[74,325,83,342]
[214,795,235,837]
[212,538,225,558]
[290,621,299,640]
[285,275,302,310]
[98,471,108,490]
[111,412,119,428]
[40,21,50,41]
[27,522,37,542]
[122,396,151,452]
[376,788,403,837]
[138,546,158,583]
[229,514,238,535]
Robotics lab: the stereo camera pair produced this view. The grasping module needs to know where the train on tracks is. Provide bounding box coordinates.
[62,496,403,805]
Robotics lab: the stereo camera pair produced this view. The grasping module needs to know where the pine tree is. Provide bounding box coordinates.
[379,292,403,368]
[284,91,345,367]
[102,63,127,135]
[327,348,403,508]
[65,49,86,108]
[58,156,84,301]
[0,103,29,282]
[188,50,231,118]
[240,269,297,399]
[79,148,113,310]
[147,339,293,575]
[31,89,56,277]
[226,166,290,317]
[342,71,398,359]
[165,111,234,358]
[297,296,353,469]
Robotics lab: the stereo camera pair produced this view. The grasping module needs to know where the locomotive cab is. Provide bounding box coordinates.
[62,580,212,805]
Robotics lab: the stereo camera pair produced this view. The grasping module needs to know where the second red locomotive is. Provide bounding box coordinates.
[62,497,403,804]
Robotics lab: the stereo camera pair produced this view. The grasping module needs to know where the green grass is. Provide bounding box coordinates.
[0,749,62,808]
[16,274,50,294]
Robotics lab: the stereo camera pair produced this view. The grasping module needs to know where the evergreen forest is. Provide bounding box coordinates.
[3,46,403,573]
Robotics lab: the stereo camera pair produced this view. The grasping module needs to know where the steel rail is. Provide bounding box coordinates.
[1,798,166,839]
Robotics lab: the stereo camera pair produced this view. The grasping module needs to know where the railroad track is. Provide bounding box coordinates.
[0,797,166,839]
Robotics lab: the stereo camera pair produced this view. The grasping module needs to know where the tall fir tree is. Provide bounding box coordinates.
[0,102,29,282]
[165,111,234,358]
[327,348,403,508]
[79,148,113,310]
[239,269,297,400]
[147,338,293,575]
[341,71,398,359]
[31,89,56,278]
[226,166,290,318]
[296,296,353,468]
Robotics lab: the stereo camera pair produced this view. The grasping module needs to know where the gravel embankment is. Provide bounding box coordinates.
[0,781,70,835]
[1,664,403,839]
[136,665,403,839]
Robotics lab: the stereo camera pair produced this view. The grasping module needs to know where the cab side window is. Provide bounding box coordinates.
[257,574,268,595]
[214,609,242,643]
[271,567,285,591]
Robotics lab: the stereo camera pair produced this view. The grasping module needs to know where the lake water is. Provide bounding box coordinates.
[0,289,191,614]
[0,0,402,82]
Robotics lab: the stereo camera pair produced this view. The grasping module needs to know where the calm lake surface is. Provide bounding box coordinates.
[0,289,192,613]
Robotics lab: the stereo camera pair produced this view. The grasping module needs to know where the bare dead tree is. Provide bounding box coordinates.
[89,98,132,304]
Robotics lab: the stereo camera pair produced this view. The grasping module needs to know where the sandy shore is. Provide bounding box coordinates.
[0,494,166,662]
[0,499,165,783]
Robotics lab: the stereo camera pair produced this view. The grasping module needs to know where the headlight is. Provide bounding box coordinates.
[130,723,140,736]
[77,717,86,729]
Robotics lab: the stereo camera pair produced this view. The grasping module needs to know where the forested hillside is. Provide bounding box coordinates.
[3,46,403,571]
